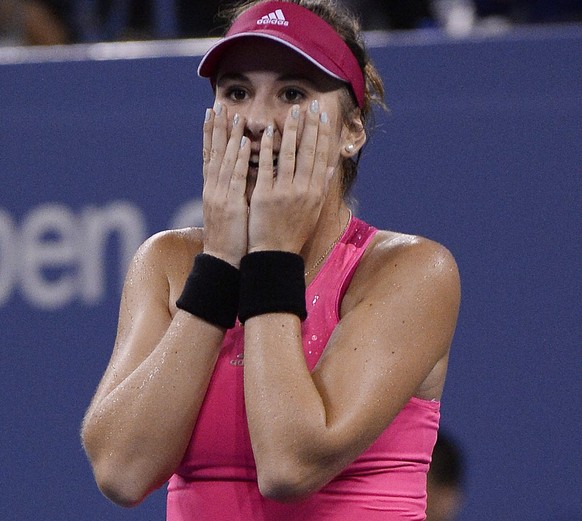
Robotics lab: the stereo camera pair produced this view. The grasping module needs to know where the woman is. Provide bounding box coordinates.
[81,1,461,519]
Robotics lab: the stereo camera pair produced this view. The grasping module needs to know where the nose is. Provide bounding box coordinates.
[243,98,271,139]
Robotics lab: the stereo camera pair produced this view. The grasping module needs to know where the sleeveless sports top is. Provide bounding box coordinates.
[167,216,440,520]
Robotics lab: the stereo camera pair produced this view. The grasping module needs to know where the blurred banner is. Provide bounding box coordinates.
[1,28,581,521]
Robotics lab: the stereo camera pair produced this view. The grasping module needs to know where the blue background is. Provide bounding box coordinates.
[1,26,581,520]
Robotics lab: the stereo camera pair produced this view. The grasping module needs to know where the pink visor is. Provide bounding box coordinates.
[197,1,365,108]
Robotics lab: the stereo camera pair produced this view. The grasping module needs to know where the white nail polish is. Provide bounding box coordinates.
[291,105,300,119]
[233,113,240,126]
[214,103,222,115]
[310,100,319,113]
[205,108,212,122]
[266,125,274,137]
[240,136,247,148]
[320,112,329,124]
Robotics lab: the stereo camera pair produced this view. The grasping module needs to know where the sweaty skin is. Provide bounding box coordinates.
[81,39,460,508]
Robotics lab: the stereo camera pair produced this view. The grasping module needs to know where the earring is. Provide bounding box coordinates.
[345,144,355,154]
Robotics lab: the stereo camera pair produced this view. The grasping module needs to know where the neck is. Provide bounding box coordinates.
[302,199,351,279]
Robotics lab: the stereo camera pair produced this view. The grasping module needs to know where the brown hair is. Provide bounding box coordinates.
[217,0,387,196]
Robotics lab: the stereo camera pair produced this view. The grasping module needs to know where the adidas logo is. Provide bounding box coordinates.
[257,8,289,26]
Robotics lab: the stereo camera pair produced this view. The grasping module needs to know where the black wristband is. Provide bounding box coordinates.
[176,253,240,329]
[238,251,307,324]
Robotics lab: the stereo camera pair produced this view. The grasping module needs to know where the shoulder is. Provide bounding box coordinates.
[329,229,460,401]
[125,227,204,295]
[118,227,205,317]
[344,229,460,316]
[379,230,458,277]
[132,227,203,269]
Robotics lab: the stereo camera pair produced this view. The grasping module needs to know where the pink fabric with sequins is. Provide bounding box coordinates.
[166,217,440,520]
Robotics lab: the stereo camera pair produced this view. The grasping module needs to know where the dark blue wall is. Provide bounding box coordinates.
[1,26,581,520]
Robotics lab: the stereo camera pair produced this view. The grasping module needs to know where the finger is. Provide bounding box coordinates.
[202,107,214,183]
[208,102,228,185]
[255,123,275,191]
[294,99,320,187]
[276,104,300,186]
[218,112,245,191]
[310,110,332,192]
[230,135,251,198]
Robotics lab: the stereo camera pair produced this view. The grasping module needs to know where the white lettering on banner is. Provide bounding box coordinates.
[20,204,79,309]
[79,202,146,304]
[3,201,146,310]
[0,200,204,310]
[0,209,17,304]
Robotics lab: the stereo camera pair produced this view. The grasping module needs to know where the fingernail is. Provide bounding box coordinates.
[205,108,212,122]
[240,136,248,148]
[291,105,300,119]
[320,112,329,124]
[310,100,319,114]
[266,124,274,138]
[233,113,240,126]
[214,102,222,115]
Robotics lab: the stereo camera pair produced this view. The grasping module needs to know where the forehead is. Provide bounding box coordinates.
[215,37,343,91]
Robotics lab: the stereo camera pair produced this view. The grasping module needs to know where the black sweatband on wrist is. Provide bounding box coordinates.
[176,253,240,329]
[238,251,307,324]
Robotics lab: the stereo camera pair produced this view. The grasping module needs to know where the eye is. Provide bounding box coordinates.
[225,87,248,102]
[281,88,305,103]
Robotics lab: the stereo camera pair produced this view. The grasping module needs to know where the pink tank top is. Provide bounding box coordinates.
[167,217,440,520]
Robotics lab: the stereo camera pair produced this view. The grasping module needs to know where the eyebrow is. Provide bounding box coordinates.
[216,72,248,86]
[216,72,318,88]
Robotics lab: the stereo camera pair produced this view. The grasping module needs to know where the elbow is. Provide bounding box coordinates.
[96,472,147,508]
[81,432,155,508]
[256,461,318,503]
[255,442,348,502]
[258,478,310,503]
[89,457,153,508]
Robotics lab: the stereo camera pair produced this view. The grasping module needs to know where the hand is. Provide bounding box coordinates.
[248,101,334,254]
[201,103,251,267]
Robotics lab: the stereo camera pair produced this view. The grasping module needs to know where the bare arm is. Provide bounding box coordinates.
[81,230,225,507]
[239,93,460,501]
[243,237,461,501]
[82,99,251,506]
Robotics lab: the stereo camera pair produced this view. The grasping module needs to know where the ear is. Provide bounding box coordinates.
[340,112,366,158]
